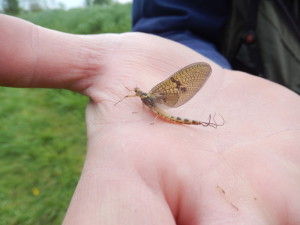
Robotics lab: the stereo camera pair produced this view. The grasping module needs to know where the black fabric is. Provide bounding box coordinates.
[221,0,300,94]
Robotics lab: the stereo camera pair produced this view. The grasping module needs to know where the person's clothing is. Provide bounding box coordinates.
[132,0,232,68]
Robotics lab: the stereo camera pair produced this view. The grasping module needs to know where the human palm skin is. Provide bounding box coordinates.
[65,33,300,225]
[1,15,300,225]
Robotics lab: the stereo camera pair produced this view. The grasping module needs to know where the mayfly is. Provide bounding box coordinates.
[115,62,223,128]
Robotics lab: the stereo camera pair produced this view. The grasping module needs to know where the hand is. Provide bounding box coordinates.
[1,15,299,225]
[64,33,300,224]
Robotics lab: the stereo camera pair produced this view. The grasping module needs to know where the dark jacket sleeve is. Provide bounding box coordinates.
[132,0,231,68]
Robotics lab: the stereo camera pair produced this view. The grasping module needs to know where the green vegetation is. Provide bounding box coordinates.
[2,0,20,15]
[0,88,87,225]
[19,3,132,34]
[0,3,131,225]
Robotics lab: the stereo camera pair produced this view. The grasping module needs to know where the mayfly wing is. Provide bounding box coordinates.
[149,62,212,108]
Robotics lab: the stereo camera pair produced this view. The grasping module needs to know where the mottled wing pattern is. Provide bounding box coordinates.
[149,62,211,108]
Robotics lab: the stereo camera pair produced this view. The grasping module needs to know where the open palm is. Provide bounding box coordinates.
[64,33,300,225]
[1,15,299,225]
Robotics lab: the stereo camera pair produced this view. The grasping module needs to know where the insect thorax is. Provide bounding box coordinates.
[140,94,155,108]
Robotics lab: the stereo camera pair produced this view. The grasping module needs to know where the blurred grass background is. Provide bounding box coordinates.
[0,2,132,224]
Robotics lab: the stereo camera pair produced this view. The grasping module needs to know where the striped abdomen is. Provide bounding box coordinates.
[150,106,203,125]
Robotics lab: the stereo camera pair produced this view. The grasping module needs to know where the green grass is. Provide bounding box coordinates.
[1,4,132,223]
[0,88,87,224]
[19,3,132,34]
